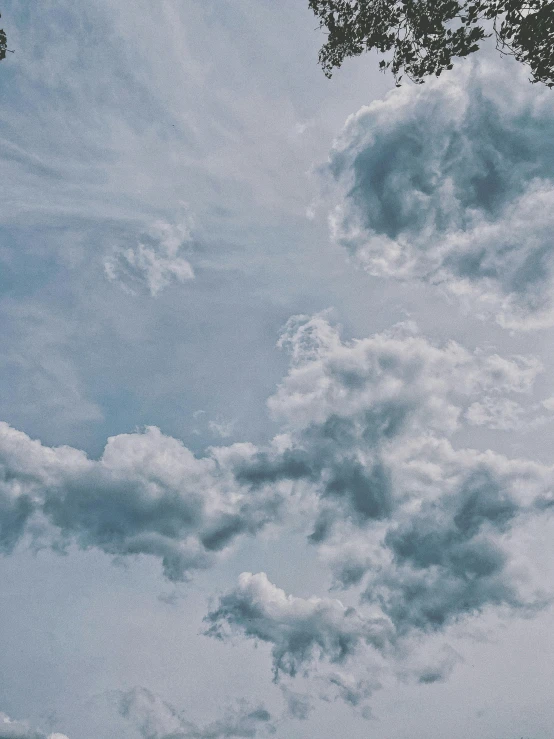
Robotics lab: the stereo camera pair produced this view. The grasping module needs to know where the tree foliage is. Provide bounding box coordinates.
[0,13,12,61]
[308,1,554,86]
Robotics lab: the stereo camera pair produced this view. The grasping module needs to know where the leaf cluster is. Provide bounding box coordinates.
[0,13,12,61]
[0,30,7,62]
[308,0,554,86]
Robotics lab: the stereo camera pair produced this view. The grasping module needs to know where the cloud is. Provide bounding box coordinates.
[204,572,391,681]
[207,419,237,440]
[395,643,462,686]
[0,311,552,597]
[324,59,554,329]
[0,0,323,259]
[269,314,544,437]
[202,571,464,710]
[0,312,553,717]
[0,423,284,580]
[0,713,69,739]
[0,307,552,662]
[364,440,550,633]
[118,687,275,739]
[262,313,549,538]
[464,396,552,431]
[322,671,380,712]
[104,215,194,296]
[279,688,313,720]
[200,314,554,706]
[316,433,554,628]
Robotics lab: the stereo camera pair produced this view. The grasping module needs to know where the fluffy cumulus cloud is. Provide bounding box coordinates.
[263,313,550,541]
[202,571,464,710]
[0,423,286,581]
[204,571,391,680]
[118,687,275,739]
[268,315,554,630]
[361,438,552,633]
[1,311,554,709]
[204,572,390,713]
[202,313,554,707]
[325,59,554,329]
[0,712,69,739]
[104,215,194,296]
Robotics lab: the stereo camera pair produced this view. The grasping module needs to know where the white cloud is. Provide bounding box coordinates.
[542,396,554,411]
[104,216,194,296]
[269,313,544,437]
[324,59,554,329]
[208,418,237,439]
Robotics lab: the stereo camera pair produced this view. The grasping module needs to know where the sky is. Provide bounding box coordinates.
[1,2,554,738]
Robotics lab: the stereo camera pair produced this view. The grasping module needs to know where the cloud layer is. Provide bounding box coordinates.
[325,60,554,329]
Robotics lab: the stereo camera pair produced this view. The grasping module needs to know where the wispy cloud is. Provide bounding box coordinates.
[0,711,69,739]
[104,214,195,296]
[118,687,275,739]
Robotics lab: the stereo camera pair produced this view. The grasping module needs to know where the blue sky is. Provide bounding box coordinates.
[1,2,554,739]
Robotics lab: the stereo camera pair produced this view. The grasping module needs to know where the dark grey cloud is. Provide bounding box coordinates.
[0,423,282,581]
[1,311,552,720]
[313,435,554,635]
[203,453,551,706]
[236,443,393,536]
[322,457,393,523]
[233,449,318,489]
[360,455,550,634]
[118,687,274,739]
[326,60,554,329]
